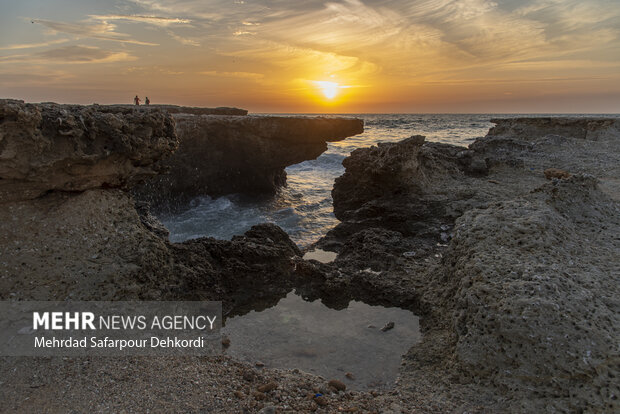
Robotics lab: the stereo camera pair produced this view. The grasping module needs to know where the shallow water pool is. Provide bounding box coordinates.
[222,291,421,390]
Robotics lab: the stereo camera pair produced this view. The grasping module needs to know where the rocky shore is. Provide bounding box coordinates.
[1,100,618,413]
[305,117,620,412]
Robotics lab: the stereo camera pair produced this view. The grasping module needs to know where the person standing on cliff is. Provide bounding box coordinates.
[134,95,141,105]
[145,97,150,105]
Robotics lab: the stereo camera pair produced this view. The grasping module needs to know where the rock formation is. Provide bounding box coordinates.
[304,117,620,412]
[134,114,364,208]
[0,99,178,203]
[488,117,620,140]
[0,100,306,312]
[94,104,248,116]
[144,104,248,116]
[325,135,488,249]
[2,100,618,413]
[443,175,618,412]
[0,99,374,413]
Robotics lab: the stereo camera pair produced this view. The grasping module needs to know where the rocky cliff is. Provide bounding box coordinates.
[134,114,364,208]
[0,100,382,412]
[0,100,309,308]
[96,104,248,116]
[0,99,178,203]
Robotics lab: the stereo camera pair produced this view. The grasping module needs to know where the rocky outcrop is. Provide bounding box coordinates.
[319,135,488,253]
[443,175,619,412]
[1,186,300,316]
[0,99,361,309]
[134,115,364,208]
[305,117,620,412]
[146,105,248,116]
[0,100,305,312]
[0,99,177,202]
[0,99,374,413]
[488,117,620,141]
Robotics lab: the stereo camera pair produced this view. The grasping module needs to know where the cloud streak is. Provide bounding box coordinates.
[0,39,69,51]
[199,70,264,79]
[88,14,191,26]
[0,45,135,64]
[31,19,158,46]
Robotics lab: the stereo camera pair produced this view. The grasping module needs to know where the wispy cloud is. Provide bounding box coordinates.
[126,65,184,75]
[2,0,618,110]
[88,14,197,46]
[199,70,264,79]
[221,38,379,82]
[165,30,200,46]
[31,19,158,46]
[0,68,74,86]
[37,45,135,63]
[0,45,135,64]
[0,39,69,51]
[88,14,191,26]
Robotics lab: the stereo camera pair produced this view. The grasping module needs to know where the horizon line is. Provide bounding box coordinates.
[2,98,619,116]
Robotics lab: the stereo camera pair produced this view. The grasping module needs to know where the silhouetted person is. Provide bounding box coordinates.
[145,97,150,105]
[134,95,141,105]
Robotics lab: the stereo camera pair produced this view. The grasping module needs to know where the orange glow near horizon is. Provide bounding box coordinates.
[0,1,619,113]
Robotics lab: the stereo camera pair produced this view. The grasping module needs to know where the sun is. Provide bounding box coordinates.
[314,81,340,99]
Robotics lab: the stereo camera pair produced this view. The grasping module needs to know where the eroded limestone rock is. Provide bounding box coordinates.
[308,117,620,412]
[325,135,488,249]
[488,117,620,141]
[0,99,177,202]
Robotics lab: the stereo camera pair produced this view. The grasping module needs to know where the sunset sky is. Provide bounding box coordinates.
[1,0,619,113]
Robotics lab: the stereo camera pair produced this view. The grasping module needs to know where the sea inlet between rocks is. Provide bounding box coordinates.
[222,291,421,390]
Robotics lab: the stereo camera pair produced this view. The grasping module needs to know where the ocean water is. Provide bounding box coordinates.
[160,113,606,247]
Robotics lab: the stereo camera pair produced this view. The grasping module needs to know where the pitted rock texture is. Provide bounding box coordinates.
[134,114,364,208]
[444,176,620,412]
[0,187,300,313]
[307,117,620,412]
[322,135,488,252]
[0,99,177,202]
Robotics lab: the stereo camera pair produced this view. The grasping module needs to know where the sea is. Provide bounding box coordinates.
[159,113,613,247]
